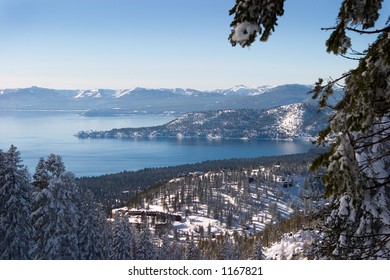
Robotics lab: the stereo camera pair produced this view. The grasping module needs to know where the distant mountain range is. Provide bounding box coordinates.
[76,102,331,141]
[0,84,324,113]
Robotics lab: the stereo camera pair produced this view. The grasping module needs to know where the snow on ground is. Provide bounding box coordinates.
[278,104,304,137]
[111,168,327,256]
[121,174,311,238]
[267,103,304,137]
[265,230,322,260]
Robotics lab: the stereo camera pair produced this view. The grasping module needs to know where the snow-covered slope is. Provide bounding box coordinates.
[76,102,330,141]
[110,162,327,259]
[119,165,324,234]
[265,230,322,260]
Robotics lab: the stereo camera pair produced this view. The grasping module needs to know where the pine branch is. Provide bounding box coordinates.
[353,134,390,150]
[321,26,390,34]
[340,54,362,61]
[352,126,390,147]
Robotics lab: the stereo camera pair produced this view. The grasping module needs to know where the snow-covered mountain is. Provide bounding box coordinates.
[76,102,330,141]
[0,84,321,113]
[210,85,275,96]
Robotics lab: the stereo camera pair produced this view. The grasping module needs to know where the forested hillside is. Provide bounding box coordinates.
[76,149,324,213]
[76,102,330,141]
[1,145,326,260]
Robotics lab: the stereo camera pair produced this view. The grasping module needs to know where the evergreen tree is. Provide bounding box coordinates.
[311,32,390,259]
[159,235,172,260]
[135,214,156,260]
[30,155,82,259]
[169,240,185,260]
[79,190,110,259]
[219,231,234,260]
[111,212,133,260]
[0,149,6,247]
[32,157,50,189]
[253,239,264,260]
[45,154,65,178]
[30,179,52,258]
[185,234,200,260]
[0,146,33,259]
[101,212,113,259]
[229,0,390,259]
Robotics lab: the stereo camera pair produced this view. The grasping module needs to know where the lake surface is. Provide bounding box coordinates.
[0,110,314,177]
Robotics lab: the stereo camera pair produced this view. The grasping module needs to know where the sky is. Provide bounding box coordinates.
[0,0,388,90]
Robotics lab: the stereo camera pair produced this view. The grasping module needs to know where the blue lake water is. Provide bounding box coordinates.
[0,110,314,177]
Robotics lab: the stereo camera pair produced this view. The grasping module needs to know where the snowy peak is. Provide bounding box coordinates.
[210,85,274,96]
[114,89,133,98]
[74,89,103,99]
[228,84,253,94]
[0,84,322,112]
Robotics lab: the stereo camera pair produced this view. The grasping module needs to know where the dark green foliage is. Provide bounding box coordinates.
[312,32,390,199]
[326,0,384,54]
[229,0,285,46]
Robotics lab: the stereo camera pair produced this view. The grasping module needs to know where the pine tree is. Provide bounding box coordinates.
[159,235,172,260]
[111,212,133,260]
[32,157,50,189]
[229,0,390,259]
[135,214,157,260]
[30,180,52,259]
[219,231,234,260]
[30,155,82,259]
[229,0,284,47]
[311,32,390,259]
[101,212,113,258]
[45,154,65,178]
[253,239,264,260]
[0,149,6,249]
[79,190,110,259]
[185,234,200,260]
[0,146,33,259]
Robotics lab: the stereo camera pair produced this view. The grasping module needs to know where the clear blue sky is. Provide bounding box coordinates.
[0,0,388,90]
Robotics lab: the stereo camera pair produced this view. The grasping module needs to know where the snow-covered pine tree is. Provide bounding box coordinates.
[229,0,390,259]
[101,211,113,259]
[31,154,65,190]
[0,149,5,249]
[31,154,63,258]
[0,145,33,259]
[30,179,52,259]
[219,231,234,260]
[45,154,65,178]
[311,31,390,259]
[135,214,157,260]
[159,234,172,260]
[169,239,185,260]
[32,157,50,189]
[229,0,284,47]
[43,172,81,259]
[79,190,110,259]
[185,234,200,260]
[253,238,264,260]
[111,212,133,260]
[30,155,82,259]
